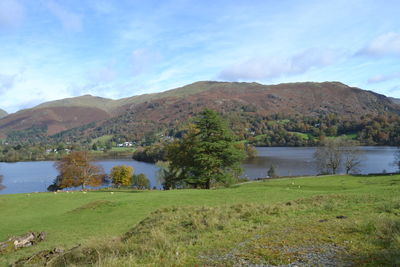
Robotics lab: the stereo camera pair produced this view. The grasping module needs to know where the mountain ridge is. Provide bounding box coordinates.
[0,81,399,140]
[0,109,7,119]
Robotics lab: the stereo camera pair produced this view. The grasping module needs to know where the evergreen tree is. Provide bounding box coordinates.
[0,175,5,191]
[167,109,246,189]
[267,165,277,178]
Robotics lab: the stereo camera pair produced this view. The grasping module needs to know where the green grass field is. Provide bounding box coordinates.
[1,175,399,266]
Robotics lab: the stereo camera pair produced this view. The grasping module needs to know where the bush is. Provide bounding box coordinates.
[132,173,150,189]
[267,165,277,178]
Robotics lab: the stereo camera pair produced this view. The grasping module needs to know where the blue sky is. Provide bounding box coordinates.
[0,0,400,112]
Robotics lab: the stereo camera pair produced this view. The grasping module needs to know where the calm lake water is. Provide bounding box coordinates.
[0,146,398,194]
[242,146,398,179]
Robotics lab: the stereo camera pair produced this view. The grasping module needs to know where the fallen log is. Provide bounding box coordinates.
[0,232,45,254]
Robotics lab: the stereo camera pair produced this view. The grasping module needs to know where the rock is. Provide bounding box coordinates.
[0,232,45,254]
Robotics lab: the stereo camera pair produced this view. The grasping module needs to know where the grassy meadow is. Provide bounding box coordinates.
[1,174,399,266]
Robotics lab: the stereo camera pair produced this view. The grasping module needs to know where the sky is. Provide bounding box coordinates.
[0,0,400,113]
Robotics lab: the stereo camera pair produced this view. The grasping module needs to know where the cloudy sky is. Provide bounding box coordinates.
[0,0,400,112]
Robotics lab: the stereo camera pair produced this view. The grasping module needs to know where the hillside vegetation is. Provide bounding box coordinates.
[1,174,399,266]
[1,81,400,144]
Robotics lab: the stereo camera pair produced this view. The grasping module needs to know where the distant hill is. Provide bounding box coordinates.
[0,109,7,119]
[390,97,400,106]
[35,94,116,113]
[0,81,399,141]
[0,106,112,137]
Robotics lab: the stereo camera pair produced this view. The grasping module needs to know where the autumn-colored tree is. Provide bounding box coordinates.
[55,151,105,190]
[110,165,133,187]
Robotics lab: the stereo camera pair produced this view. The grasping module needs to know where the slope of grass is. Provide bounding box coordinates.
[90,135,113,145]
[34,95,116,113]
[1,174,399,266]
[288,131,310,140]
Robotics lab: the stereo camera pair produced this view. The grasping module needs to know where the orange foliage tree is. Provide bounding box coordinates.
[55,151,105,190]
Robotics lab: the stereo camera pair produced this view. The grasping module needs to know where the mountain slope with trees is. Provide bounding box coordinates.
[0,81,399,146]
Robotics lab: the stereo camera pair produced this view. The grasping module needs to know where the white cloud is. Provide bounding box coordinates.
[45,0,83,31]
[219,48,341,81]
[368,71,400,83]
[0,0,25,27]
[358,32,400,57]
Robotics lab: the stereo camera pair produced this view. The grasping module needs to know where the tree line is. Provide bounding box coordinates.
[47,151,151,191]
[2,111,400,151]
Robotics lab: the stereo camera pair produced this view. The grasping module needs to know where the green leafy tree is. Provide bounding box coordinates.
[132,173,150,189]
[92,143,98,151]
[110,165,134,187]
[167,109,246,189]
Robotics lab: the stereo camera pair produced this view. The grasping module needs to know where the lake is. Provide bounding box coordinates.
[0,146,398,194]
[242,146,398,178]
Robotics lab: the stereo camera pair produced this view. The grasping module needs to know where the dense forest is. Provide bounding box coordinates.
[1,112,398,162]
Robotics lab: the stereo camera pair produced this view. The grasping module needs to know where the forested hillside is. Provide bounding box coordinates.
[0,81,399,155]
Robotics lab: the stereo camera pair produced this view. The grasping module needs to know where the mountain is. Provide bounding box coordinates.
[34,94,117,113]
[0,95,117,137]
[0,81,399,141]
[0,109,7,119]
[390,97,400,106]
